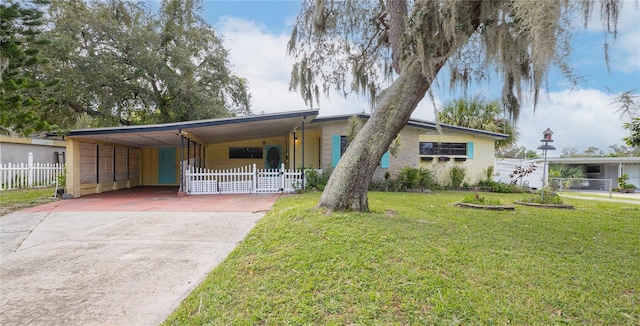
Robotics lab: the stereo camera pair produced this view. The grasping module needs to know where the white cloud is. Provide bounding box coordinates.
[216,17,368,117]
[516,89,629,155]
[579,3,640,74]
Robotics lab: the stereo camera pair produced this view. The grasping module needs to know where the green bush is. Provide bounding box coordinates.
[462,193,502,206]
[449,165,466,188]
[522,189,563,204]
[477,180,523,193]
[304,167,332,191]
[396,166,436,191]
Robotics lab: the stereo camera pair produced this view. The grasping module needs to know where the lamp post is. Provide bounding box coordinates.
[536,128,556,201]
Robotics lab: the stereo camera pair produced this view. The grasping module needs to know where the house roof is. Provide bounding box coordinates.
[311,113,509,140]
[67,110,319,148]
[538,157,640,165]
[66,110,508,148]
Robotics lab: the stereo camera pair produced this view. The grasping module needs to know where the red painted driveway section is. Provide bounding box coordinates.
[23,186,282,213]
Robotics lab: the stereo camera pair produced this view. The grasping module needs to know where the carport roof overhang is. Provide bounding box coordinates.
[66,110,319,148]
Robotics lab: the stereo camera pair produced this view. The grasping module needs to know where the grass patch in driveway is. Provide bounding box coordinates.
[165,191,640,325]
[0,187,58,216]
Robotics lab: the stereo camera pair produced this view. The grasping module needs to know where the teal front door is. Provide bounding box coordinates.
[158,148,176,184]
[264,145,282,169]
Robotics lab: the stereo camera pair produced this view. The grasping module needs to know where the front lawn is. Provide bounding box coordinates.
[165,191,640,325]
[0,187,58,216]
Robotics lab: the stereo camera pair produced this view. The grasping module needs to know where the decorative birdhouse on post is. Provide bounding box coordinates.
[541,128,553,142]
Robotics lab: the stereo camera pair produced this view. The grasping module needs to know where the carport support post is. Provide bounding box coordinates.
[180,130,185,193]
[65,140,82,197]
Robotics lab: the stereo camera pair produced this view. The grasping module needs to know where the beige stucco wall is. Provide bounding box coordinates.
[418,132,496,186]
[317,120,421,180]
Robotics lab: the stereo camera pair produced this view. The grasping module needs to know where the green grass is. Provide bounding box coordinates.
[559,191,640,202]
[165,191,640,325]
[0,187,58,216]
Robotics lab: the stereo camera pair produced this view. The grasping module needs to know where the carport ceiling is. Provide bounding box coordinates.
[67,110,319,148]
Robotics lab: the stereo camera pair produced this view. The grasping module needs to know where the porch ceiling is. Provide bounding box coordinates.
[67,110,318,148]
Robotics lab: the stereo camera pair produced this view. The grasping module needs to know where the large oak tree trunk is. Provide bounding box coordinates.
[317,1,484,212]
[317,58,435,212]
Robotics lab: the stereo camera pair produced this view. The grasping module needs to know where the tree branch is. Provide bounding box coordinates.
[387,0,407,74]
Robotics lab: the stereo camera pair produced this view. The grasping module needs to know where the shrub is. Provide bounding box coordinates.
[522,189,563,204]
[449,165,466,188]
[396,166,436,191]
[476,180,523,193]
[462,192,502,206]
[484,165,494,182]
[304,167,332,191]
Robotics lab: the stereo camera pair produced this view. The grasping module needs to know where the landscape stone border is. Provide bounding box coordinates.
[513,201,574,209]
[455,202,515,211]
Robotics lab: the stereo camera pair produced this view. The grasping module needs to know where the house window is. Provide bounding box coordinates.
[229,147,263,159]
[340,135,348,156]
[586,165,601,174]
[419,142,467,156]
[332,134,389,168]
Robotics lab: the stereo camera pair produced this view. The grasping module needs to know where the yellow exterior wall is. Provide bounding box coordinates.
[66,138,145,197]
[317,120,498,183]
[141,148,159,185]
[206,137,287,170]
[141,147,186,186]
[418,132,496,185]
[290,127,321,169]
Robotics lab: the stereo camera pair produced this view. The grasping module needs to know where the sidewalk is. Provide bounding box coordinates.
[559,191,640,205]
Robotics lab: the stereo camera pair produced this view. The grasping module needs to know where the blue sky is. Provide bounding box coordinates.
[157,1,640,154]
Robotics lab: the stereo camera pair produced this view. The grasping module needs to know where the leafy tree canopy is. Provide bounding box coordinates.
[37,0,250,128]
[496,146,539,159]
[560,145,640,157]
[437,95,518,150]
[1,0,59,136]
[622,118,640,148]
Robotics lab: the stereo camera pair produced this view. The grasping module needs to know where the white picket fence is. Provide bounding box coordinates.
[185,163,304,195]
[1,153,65,191]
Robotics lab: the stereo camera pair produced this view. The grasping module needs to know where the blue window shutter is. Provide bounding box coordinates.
[332,135,341,167]
[467,142,474,159]
[380,151,390,168]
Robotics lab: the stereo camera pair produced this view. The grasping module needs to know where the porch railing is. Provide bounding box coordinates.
[185,163,304,195]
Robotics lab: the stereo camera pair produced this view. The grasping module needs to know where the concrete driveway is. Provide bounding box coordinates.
[0,187,280,325]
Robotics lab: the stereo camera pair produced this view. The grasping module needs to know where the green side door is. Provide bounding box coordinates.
[158,148,176,184]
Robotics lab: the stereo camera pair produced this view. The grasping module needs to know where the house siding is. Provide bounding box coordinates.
[318,121,422,180]
[290,127,321,169]
[418,133,495,185]
[205,137,286,170]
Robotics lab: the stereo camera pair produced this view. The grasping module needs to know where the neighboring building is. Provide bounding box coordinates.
[542,157,640,190]
[0,135,66,165]
[64,111,507,197]
[495,156,640,191]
